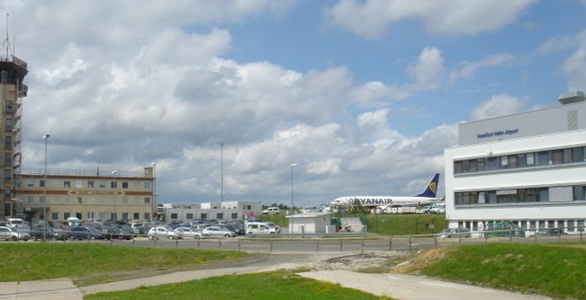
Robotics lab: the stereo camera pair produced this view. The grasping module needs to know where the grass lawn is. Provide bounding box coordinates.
[0,243,247,285]
[414,243,586,300]
[84,269,396,300]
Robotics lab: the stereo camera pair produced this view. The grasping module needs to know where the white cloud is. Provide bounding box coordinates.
[449,54,514,83]
[407,47,445,90]
[558,31,586,92]
[325,0,538,39]
[470,94,525,121]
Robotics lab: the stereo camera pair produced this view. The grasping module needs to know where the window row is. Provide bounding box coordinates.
[454,146,586,175]
[25,178,152,190]
[459,219,585,233]
[48,212,151,222]
[169,212,240,221]
[25,195,151,205]
[456,185,586,205]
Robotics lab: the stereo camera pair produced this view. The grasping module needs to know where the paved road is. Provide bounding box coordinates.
[299,270,553,300]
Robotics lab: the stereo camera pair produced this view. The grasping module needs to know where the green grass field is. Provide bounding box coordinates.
[85,269,396,300]
[0,243,247,285]
[418,243,586,300]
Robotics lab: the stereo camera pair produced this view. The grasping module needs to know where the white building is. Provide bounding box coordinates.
[444,92,586,233]
[286,212,332,234]
[162,201,262,222]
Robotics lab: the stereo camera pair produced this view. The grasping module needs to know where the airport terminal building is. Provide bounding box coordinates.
[444,92,586,233]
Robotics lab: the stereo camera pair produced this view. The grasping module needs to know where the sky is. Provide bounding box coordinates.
[2,0,586,208]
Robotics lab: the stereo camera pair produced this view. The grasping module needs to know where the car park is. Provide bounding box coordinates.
[0,226,30,241]
[69,226,105,240]
[147,226,180,240]
[174,227,203,239]
[437,227,471,238]
[202,226,236,238]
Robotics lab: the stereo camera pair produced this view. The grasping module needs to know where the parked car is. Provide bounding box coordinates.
[0,226,30,241]
[31,228,68,241]
[69,226,105,240]
[174,227,203,239]
[226,223,245,236]
[484,221,526,238]
[263,222,281,233]
[202,226,236,238]
[262,207,280,215]
[103,227,133,240]
[191,224,209,231]
[130,223,145,235]
[246,222,279,235]
[147,226,180,240]
[437,227,471,238]
[537,228,565,236]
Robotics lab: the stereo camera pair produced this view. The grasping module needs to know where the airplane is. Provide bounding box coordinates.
[328,173,441,210]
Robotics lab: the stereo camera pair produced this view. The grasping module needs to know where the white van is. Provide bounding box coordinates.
[7,218,24,228]
[261,207,280,215]
[246,222,278,235]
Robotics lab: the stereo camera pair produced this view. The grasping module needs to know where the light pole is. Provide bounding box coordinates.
[42,134,50,241]
[111,170,117,224]
[151,163,156,221]
[219,143,224,204]
[290,163,298,234]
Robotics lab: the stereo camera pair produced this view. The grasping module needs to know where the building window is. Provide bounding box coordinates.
[99,181,106,188]
[573,186,585,201]
[77,197,83,204]
[552,150,563,165]
[526,153,535,166]
[186,213,194,219]
[133,181,140,189]
[144,182,151,189]
[88,181,95,188]
[499,156,508,169]
[26,196,33,204]
[64,181,71,188]
[563,148,573,164]
[122,213,129,220]
[26,179,34,187]
[538,151,550,166]
[201,213,207,220]
[64,212,70,219]
[39,180,45,188]
[572,147,584,162]
[231,213,238,219]
[217,213,224,219]
[133,213,139,220]
[171,213,178,220]
[508,155,517,169]
[111,181,117,189]
[4,169,11,182]
[39,196,45,204]
[454,161,462,174]
[51,212,58,220]
[5,136,12,147]
[144,197,151,204]
[487,157,497,170]
[122,182,129,189]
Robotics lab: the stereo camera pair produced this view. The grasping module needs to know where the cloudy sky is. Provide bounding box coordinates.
[3,0,586,207]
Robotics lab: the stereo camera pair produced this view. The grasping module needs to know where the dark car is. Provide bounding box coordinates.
[103,227,133,240]
[31,228,69,241]
[226,224,245,236]
[69,226,105,240]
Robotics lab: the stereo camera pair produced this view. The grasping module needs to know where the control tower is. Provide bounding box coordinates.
[0,29,28,220]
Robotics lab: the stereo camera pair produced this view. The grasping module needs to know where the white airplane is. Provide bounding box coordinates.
[328,173,441,210]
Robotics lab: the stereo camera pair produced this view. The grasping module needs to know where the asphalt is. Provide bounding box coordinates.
[0,264,553,300]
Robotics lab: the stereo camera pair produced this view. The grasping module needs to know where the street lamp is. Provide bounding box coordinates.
[219,143,224,204]
[151,163,156,221]
[111,170,118,223]
[42,134,50,241]
[290,163,298,234]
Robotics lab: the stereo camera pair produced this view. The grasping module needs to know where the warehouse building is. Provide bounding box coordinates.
[444,91,586,233]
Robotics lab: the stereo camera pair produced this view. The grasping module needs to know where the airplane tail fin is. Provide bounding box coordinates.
[415,173,440,198]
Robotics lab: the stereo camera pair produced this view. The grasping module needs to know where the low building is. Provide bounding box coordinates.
[16,166,155,224]
[286,212,332,234]
[162,201,262,222]
[444,91,586,233]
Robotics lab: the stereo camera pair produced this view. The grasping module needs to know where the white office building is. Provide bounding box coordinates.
[444,91,586,233]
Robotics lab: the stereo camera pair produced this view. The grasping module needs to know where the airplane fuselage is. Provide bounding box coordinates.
[331,196,438,208]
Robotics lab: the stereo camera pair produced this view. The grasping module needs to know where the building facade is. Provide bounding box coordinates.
[17,167,155,224]
[162,201,262,222]
[0,51,28,220]
[444,92,586,233]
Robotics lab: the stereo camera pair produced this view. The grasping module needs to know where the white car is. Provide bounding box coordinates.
[147,226,180,240]
[174,227,203,239]
[261,207,280,215]
[246,222,279,235]
[0,226,30,241]
[202,226,236,238]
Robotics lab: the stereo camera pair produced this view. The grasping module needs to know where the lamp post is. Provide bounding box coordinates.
[219,143,224,204]
[111,170,117,223]
[42,134,50,241]
[151,163,156,221]
[290,163,298,234]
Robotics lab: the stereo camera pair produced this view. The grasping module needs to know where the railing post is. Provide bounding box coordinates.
[361,239,365,253]
[340,239,343,252]
[409,236,412,250]
[219,238,222,250]
[316,239,319,253]
[434,236,437,248]
[197,238,200,249]
[176,238,179,248]
[238,239,241,251]
[270,239,273,253]
[389,237,392,250]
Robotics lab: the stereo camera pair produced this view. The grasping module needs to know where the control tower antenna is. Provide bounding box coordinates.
[1,12,14,60]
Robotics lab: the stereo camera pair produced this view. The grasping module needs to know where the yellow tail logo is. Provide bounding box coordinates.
[429,182,437,194]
